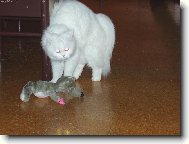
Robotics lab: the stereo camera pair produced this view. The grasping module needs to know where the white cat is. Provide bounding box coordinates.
[41,0,115,82]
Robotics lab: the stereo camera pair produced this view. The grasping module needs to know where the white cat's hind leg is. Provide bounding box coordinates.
[73,64,85,80]
[85,45,104,81]
[92,68,102,81]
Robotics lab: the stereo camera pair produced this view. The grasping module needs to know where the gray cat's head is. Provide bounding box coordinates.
[55,76,84,97]
[55,76,76,92]
[41,24,76,60]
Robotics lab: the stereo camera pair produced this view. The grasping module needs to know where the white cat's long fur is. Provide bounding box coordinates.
[41,0,115,82]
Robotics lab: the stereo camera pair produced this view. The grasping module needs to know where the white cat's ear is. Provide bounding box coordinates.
[41,30,58,47]
[46,31,58,37]
[41,30,51,47]
[66,30,74,38]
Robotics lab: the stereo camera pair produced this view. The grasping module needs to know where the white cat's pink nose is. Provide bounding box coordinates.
[56,49,61,53]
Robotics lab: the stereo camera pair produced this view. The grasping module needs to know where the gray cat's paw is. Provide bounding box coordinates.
[81,92,84,97]
[20,92,30,102]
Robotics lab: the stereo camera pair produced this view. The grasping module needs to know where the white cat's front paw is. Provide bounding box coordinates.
[92,76,101,81]
[50,79,57,83]
[73,64,85,80]
[73,74,80,80]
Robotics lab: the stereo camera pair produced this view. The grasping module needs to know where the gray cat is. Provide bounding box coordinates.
[20,76,84,105]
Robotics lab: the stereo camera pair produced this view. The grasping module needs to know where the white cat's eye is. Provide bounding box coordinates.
[56,49,61,53]
[64,48,69,51]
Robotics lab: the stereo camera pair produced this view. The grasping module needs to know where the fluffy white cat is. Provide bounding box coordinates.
[41,0,115,82]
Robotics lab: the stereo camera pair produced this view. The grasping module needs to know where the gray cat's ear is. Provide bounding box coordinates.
[66,76,75,82]
[68,76,76,81]
[72,77,76,81]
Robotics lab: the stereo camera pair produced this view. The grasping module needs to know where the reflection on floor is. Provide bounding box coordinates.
[0,0,180,135]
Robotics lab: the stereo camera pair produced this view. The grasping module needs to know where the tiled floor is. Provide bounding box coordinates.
[0,0,180,135]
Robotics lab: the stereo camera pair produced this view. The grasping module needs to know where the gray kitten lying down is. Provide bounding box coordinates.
[20,76,84,105]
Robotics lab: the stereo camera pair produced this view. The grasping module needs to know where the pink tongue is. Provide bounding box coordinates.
[58,98,65,105]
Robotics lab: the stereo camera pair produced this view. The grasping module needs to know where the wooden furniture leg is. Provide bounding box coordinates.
[0,18,2,60]
[41,0,51,81]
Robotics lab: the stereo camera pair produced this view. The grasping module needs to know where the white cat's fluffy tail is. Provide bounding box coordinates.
[97,14,115,77]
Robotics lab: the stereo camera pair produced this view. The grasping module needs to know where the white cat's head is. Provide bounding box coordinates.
[41,25,76,61]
